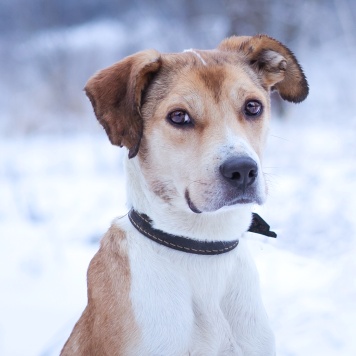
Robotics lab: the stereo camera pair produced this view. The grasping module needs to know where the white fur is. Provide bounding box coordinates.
[184,49,207,66]
[111,155,276,355]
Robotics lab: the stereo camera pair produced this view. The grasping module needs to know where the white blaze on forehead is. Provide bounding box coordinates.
[183,49,207,66]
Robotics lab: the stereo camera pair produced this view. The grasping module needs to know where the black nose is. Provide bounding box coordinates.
[220,156,258,190]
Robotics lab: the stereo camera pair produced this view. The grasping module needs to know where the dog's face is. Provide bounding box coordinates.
[85,36,308,214]
[140,60,270,213]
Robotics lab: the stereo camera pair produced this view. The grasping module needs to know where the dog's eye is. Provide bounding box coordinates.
[244,100,263,117]
[167,110,192,126]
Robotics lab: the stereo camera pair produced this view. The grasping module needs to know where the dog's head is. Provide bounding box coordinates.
[85,35,308,213]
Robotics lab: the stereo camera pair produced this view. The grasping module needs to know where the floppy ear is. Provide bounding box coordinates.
[219,35,308,103]
[85,50,162,158]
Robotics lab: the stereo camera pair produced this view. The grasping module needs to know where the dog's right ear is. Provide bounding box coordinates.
[85,50,162,158]
[219,35,308,103]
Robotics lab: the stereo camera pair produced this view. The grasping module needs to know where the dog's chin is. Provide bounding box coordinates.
[185,190,264,214]
[225,196,261,206]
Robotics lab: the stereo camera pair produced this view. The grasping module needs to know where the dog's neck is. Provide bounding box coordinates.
[125,157,253,242]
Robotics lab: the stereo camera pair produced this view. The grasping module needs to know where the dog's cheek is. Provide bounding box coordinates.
[137,129,182,202]
[150,180,178,203]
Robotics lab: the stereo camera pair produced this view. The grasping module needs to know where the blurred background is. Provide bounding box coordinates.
[1,0,355,355]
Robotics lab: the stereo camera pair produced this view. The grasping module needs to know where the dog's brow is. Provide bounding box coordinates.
[183,49,207,66]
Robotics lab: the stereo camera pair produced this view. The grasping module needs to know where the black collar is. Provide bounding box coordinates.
[128,209,276,256]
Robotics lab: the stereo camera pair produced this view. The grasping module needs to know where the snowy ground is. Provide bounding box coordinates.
[0,135,127,356]
[1,115,355,356]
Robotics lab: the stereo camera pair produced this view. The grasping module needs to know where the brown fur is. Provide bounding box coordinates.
[61,225,140,355]
[197,66,226,102]
[219,35,309,103]
[85,49,161,158]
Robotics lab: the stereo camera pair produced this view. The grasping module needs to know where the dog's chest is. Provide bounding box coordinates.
[127,228,245,355]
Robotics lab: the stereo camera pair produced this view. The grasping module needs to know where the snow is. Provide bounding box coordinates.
[253,119,356,355]
[0,135,127,355]
[1,21,356,356]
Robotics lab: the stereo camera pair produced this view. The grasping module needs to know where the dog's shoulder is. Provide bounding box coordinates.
[61,224,140,356]
[87,223,131,300]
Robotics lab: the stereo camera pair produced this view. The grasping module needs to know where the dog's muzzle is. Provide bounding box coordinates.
[185,155,263,213]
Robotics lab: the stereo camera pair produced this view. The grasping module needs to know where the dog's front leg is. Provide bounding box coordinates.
[128,242,195,355]
[189,302,243,356]
[222,239,276,355]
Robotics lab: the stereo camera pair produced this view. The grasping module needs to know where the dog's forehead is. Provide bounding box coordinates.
[151,49,261,102]
[162,48,245,69]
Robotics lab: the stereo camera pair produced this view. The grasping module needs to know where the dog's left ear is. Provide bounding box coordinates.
[219,35,308,103]
[85,50,162,158]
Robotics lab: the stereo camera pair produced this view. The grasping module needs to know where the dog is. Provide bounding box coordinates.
[61,35,308,355]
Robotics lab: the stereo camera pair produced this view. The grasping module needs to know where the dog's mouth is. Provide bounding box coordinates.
[185,190,202,214]
[225,196,257,206]
[185,188,260,213]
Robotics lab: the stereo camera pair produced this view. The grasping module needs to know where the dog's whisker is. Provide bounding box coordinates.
[263,172,281,178]
[187,179,209,187]
[269,134,290,142]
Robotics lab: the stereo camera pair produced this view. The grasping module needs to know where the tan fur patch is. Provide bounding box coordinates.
[151,180,178,203]
[219,35,309,103]
[197,66,226,102]
[60,226,140,355]
[85,50,161,158]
